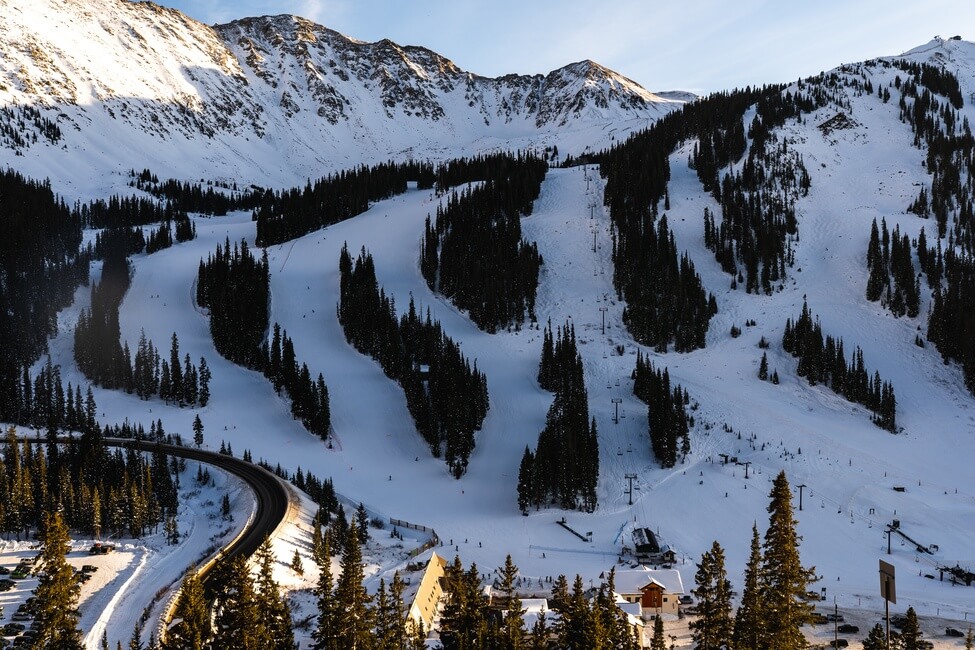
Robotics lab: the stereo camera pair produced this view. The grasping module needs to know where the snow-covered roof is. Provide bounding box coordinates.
[612,568,685,595]
[520,598,557,630]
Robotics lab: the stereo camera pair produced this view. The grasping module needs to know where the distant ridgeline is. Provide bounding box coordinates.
[783,302,897,431]
[196,239,331,441]
[420,153,548,333]
[338,244,488,478]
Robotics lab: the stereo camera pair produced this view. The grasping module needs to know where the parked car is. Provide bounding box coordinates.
[828,640,849,648]
[810,612,829,625]
[837,624,859,634]
[827,613,845,622]
[946,627,965,637]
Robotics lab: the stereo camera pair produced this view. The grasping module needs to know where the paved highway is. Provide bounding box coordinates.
[101,439,294,596]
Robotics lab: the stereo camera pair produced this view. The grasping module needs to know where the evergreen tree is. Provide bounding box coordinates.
[254,537,296,650]
[33,510,83,649]
[759,352,769,381]
[862,623,887,650]
[497,555,526,649]
[690,541,734,650]
[291,548,304,576]
[733,523,766,650]
[557,575,595,650]
[761,471,816,649]
[311,534,339,650]
[192,415,204,448]
[334,519,374,648]
[211,555,262,649]
[163,567,208,650]
[439,557,487,650]
[529,610,548,650]
[651,615,667,650]
[899,606,923,650]
[356,502,370,544]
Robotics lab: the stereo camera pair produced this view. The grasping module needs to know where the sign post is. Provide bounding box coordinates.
[879,560,896,650]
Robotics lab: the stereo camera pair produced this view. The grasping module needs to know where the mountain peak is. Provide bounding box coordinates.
[0,0,689,189]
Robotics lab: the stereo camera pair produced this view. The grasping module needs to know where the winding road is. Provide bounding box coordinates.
[21,436,294,641]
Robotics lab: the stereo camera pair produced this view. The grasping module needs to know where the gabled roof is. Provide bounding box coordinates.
[611,568,685,595]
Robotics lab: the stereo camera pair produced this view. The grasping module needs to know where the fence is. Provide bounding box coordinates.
[390,517,440,558]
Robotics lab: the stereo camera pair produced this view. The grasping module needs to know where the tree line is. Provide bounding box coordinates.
[196,239,332,442]
[338,244,488,477]
[420,152,547,333]
[74,254,209,407]
[866,217,920,318]
[0,170,89,425]
[255,161,435,246]
[0,426,178,540]
[633,351,691,468]
[438,556,641,650]
[518,321,598,513]
[783,301,897,431]
[130,168,266,217]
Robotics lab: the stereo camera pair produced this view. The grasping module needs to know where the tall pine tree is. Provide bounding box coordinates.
[761,471,816,649]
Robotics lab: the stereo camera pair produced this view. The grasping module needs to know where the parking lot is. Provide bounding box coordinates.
[0,541,140,647]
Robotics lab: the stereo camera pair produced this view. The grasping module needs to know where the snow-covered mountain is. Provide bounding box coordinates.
[0,0,683,194]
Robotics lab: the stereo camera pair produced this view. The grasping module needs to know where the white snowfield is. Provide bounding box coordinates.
[0,0,684,198]
[4,19,975,648]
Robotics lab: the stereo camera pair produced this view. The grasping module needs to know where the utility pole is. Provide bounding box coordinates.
[742,461,751,479]
[593,229,597,252]
[625,473,637,505]
[797,483,807,511]
[834,599,839,648]
[611,398,622,424]
[599,306,608,335]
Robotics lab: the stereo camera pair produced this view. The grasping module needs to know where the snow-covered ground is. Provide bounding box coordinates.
[9,36,975,648]
[0,459,252,649]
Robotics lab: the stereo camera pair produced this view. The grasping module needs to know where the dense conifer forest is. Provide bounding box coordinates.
[518,321,598,512]
[0,427,178,540]
[783,302,897,431]
[197,239,331,440]
[633,351,691,468]
[0,171,89,425]
[338,244,488,477]
[254,161,435,246]
[420,153,548,333]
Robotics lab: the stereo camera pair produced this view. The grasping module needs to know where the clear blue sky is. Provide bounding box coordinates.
[156,0,973,94]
